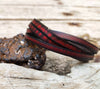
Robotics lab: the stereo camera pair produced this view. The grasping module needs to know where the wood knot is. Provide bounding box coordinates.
[68,22,82,27]
[62,12,73,16]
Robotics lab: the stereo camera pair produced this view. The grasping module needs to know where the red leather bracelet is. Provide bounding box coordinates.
[32,19,98,54]
[25,19,99,62]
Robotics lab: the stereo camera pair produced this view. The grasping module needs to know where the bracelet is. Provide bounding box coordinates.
[25,19,99,62]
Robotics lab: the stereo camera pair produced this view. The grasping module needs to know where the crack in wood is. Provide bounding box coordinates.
[86,68,100,80]
[0,18,100,22]
[6,76,44,81]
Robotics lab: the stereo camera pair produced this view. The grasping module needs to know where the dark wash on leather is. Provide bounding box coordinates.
[25,19,99,62]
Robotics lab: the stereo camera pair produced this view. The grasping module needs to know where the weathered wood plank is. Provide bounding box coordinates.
[0,63,100,89]
[0,0,55,5]
[0,20,99,38]
[61,0,100,7]
[0,6,99,21]
[0,0,100,7]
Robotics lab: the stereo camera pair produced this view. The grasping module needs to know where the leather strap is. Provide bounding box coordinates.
[25,19,99,62]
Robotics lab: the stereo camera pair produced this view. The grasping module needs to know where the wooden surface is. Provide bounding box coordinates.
[0,1,100,89]
[0,0,100,38]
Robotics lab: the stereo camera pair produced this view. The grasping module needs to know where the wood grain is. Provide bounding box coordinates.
[0,6,99,21]
[0,0,100,7]
[0,0,99,39]
[0,20,99,38]
[0,1,99,89]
